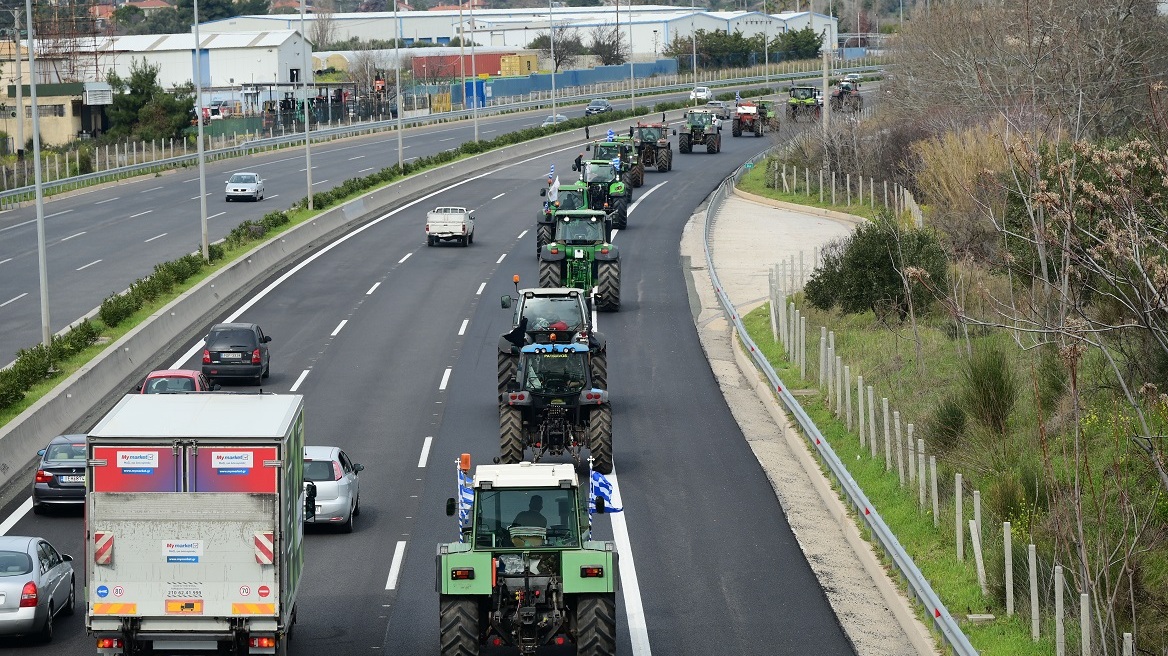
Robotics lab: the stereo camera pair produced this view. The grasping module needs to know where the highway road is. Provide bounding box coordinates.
[0,82,793,363]
[0,100,862,653]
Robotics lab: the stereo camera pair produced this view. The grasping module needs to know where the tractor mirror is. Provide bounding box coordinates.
[585,144,591,151]
[446,497,456,517]
[501,295,512,309]
[672,129,676,135]
[540,188,547,197]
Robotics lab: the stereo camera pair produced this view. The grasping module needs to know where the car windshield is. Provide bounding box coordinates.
[522,350,588,394]
[523,297,584,331]
[556,218,604,243]
[0,550,33,576]
[584,162,616,183]
[45,442,85,461]
[638,127,661,141]
[229,174,256,184]
[588,100,605,107]
[207,329,256,349]
[473,488,580,549]
[555,189,586,211]
[304,459,338,482]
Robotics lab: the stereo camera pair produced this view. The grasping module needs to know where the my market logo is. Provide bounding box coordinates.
[212,451,253,475]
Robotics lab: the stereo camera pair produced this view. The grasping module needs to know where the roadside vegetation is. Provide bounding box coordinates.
[744,2,1168,653]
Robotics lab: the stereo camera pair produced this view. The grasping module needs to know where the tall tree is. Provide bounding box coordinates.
[527,28,585,72]
[310,0,337,50]
[589,23,628,66]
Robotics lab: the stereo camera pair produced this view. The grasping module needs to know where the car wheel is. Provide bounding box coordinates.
[39,601,54,643]
[341,503,355,533]
[226,196,231,202]
[63,577,76,616]
[32,502,45,515]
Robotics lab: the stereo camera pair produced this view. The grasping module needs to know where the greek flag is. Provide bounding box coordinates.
[611,157,621,170]
[457,468,474,541]
[588,470,623,514]
[548,175,560,203]
[606,129,615,140]
[549,163,555,175]
[735,91,741,103]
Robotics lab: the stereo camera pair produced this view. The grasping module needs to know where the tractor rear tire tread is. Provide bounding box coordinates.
[538,257,562,288]
[587,406,613,475]
[590,351,607,389]
[678,134,691,154]
[497,351,517,397]
[439,597,480,656]
[536,223,554,255]
[611,199,628,230]
[658,147,672,172]
[596,260,620,312]
[500,406,524,465]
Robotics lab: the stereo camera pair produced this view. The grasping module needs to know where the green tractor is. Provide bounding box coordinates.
[786,86,823,122]
[538,210,620,312]
[538,179,590,254]
[589,133,642,189]
[630,122,674,172]
[678,109,722,154]
[571,155,632,230]
[437,458,618,655]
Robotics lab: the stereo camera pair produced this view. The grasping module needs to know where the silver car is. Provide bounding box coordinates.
[0,536,75,641]
[303,446,363,533]
[225,172,264,202]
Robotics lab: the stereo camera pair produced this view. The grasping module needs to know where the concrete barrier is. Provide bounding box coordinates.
[0,108,692,492]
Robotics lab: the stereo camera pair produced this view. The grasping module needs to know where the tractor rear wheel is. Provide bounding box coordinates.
[576,595,617,656]
[658,147,672,172]
[611,198,628,230]
[538,257,562,287]
[678,133,691,153]
[497,351,517,397]
[732,119,742,137]
[590,350,607,389]
[631,163,644,188]
[587,405,613,475]
[536,223,554,255]
[439,596,480,656]
[707,136,718,154]
[754,120,763,137]
[596,261,620,312]
[499,406,524,465]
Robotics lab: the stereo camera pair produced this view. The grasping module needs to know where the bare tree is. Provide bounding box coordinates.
[310,0,337,51]
[589,23,628,66]
[528,28,586,73]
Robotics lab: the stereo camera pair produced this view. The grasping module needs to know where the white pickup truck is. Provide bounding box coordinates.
[426,206,475,247]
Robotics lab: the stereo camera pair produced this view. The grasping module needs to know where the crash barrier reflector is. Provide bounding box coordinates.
[702,151,979,656]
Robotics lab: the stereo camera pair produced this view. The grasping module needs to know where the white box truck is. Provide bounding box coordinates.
[84,393,306,655]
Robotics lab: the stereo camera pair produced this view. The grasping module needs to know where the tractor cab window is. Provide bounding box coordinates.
[584,162,616,183]
[524,297,584,332]
[557,218,604,243]
[473,488,581,549]
[557,189,585,211]
[691,113,713,126]
[593,143,621,161]
[639,127,661,141]
[522,351,588,394]
[791,88,816,100]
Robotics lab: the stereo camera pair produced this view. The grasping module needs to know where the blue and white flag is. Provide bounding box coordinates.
[549,163,555,176]
[457,468,474,541]
[606,129,615,140]
[735,91,741,103]
[548,175,560,203]
[611,157,621,170]
[588,470,623,514]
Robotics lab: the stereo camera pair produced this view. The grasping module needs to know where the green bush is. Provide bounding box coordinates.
[99,290,142,327]
[208,243,225,261]
[0,370,24,408]
[927,394,967,453]
[961,343,1018,436]
[261,210,289,231]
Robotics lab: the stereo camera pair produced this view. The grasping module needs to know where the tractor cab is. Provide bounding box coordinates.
[554,211,609,245]
[516,342,592,397]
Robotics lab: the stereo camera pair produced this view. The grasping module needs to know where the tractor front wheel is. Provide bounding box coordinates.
[497,351,517,397]
[538,257,562,287]
[536,223,554,255]
[587,405,613,475]
[439,596,480,656]
[611,198,628,230]
[576,595,617,656]
[596,260,620,312]
[678,133,691,154]
[499,406,524,465]
[658,147,672,172]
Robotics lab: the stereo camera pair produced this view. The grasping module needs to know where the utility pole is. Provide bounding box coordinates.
[25,0,48,347]
[469,6,479,139]
[548,0,555,121]
[628,0,634,111]
[193,0,210,260]
[394,0,404,164]
[11,9,24,160]
[299,0,314,209]
[691,0,697,90]
[821,33,830,139]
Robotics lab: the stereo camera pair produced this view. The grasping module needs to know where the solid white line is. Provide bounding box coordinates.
[0,498,32,536]
[331,319,347,337]
[385,541,408,590]
[46,209,73,218]
[0,257,12,265]
[628,180,668,215]
[458,319,468,336]
[130,210,153,218]
[0,292,28,307]
[61,231,86,242]
[610,229,620,242]
[140,186,164,193]
[208,211,226,220]
[496,253,506,264]
[144,233,167,243]
[475,282,487,295]
[398,252,412,264]
[607,469,653,656]
[95,197,119,204]
[348,155,366,160]
[77,259,102,271]
[438,367,452,391]
[168,141,589,369]
[417,437,433,468]
[289,369,310,392]
[517,230,528,239]
[492,192,506,200]
[366,282,381,295]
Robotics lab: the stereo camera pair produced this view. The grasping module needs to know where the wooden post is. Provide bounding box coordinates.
[955,472,964,561]
[856,375,865,446]
[894,412,904,486]
[867,386,877,459]
[970,520,987,595]
[1079,592,1089,654]
[1031,544,1041,640]
[1004,521,1014,615]
[844,366,852,430]
[881,397,891,470]
[1055,565,1066,655]
[930,456,938,526]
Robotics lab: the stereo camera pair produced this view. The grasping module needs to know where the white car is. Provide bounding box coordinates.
[225,172,264,202]
[690,86,712,101]
[844,73,863,86]
[541,114,569,128]
[304,445,363,533]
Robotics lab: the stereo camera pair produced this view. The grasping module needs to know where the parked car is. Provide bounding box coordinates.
[303,446,363,533]
[31,435,86,515]
[137,369,217,394]
[541,114,569,128]
[690,86,712,101]
[584,98,613,116]
[225,172,264,202]
[0,535,75,641]
[200,322,271,384]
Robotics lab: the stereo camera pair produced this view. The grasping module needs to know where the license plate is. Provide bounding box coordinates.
[220,352,242,360]
[315,505,321,513]
[60,475,83,484]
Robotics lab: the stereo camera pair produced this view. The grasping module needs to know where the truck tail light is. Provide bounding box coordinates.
[451,568,475,580]
[249,637,276,648]
[97,638,124,648]
[461,224,467,234]
[35,470,52,483]
[425,224,430,232]
[580,566,604,578]
[202,349,211,364]
[19,581,37,607]
[252,349,261,364]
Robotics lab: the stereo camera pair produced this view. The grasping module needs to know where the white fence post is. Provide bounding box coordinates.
[1056,565,1066,655]
[856,375,866,446]
[907,423,916,484]
[834,356,843,414]
[1031,544,1041,640]
[974,490,982,545]
[1004,522,1014,615]
[895,412,904,486]
[881,397,891,471]
[867,386,877,459]
[970,520,987,595]
[930,456,938,526]
[1079,592,1090,655]
[819,330,827,386]
[799,316,806,379]
[955,472,964,561]
[844,366,852,431]
[917,438,926,509]
[1123,633,1132,656]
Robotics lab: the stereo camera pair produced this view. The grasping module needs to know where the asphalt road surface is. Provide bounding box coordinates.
[0,87,874,654]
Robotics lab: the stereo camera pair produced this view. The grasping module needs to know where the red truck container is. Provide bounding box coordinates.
[411,52,511,79]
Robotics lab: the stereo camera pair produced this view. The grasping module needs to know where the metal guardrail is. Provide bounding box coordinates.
[702,151,978,656]
[0,66,883,209]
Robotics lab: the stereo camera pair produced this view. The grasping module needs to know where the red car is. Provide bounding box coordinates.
[137,369,218,394]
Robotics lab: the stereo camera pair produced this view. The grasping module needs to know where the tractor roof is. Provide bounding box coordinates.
[474,462,580,490]
[636,122,666,128]
[520,342,590,354]
[556,209,607,219]
[518,287,586,299]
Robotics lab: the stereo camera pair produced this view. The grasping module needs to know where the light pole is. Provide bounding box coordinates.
[10,10,24,160]
[393,0,404,165]
[548,0,555,121]
[458,0,466,113]
[763,0,769,86]
[469,3,479,140]
[691,0,698,89]
[25,0,48,347]
[193,0,210,260]
[299,0,313,209]
[627,0,634,111]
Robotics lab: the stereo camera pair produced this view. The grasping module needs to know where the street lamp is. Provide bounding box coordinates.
[299,0,313,209]
[469,0,479,141]
[394,0,404,165]
[193,0,210,259]
[627,0,634,111]
[548,0,555,121]
[25,0,49,347]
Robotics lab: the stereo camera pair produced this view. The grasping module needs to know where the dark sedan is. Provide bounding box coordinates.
[201,322,272,384]
[31,435,87,514]
[584,99,613,116]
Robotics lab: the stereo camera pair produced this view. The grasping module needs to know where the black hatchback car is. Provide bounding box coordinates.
[32,434,87,514]
[584,99,613,116]
[201,322,271,384]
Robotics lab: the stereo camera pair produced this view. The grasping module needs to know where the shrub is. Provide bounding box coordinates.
[261,210,289,231]
[926,394,966,453]
[99,290,141,327]
[208,243,226,261]
[961,343,1018,436]
[0,370,24,409]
